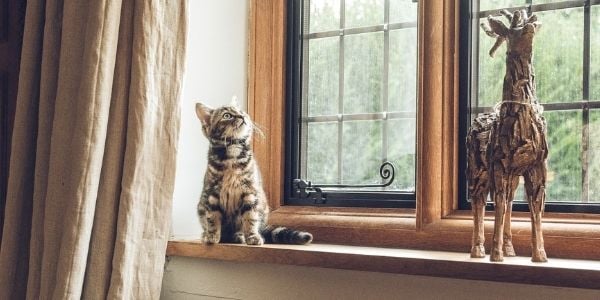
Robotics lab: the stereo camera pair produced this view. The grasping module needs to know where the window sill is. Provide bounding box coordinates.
[166,240,600,290]
[268,206,600,260]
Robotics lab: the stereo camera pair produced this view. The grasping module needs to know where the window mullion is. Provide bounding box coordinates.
[337,0,346,185]
[581,0,591,203]
[382,0,390,169]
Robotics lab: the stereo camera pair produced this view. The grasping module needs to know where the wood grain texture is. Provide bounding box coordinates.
[247,0,286,210]
[441,0,461,217]
[417,0,459,228]
[268,207,600,260]
[166,241,600,290]
[468,10,548,262]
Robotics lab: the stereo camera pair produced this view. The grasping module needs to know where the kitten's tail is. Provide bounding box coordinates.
[261,225,313,245]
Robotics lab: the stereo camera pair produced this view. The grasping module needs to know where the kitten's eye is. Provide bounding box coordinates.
[222,113,232,120]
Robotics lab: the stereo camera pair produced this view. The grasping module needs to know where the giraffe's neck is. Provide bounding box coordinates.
[502,52,536,103]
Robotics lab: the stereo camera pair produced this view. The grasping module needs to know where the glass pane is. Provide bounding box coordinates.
[344,32,384,114]
[477,18,505,107]
[389,0,417,23]
[345,0,384,28]
[478,9,584,106]
[535,8,584,103]
[306,122,339,184]
[479,0,526,11]
[388,118,416,191]
[545,110,582,202]
[341,120,383,185]
[308,37,340,117]
[389,28,417,112]
[590,110,600,202]
[592,6,600,101]
[310,0,341,33]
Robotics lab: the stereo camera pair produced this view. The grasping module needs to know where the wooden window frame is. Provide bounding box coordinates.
[247,0,600,260]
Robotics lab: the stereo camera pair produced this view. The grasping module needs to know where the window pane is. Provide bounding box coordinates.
[345,0,384,28]
[535,8,584,103]
[590,110,600,202]
[298,1,416,196]
[306,122,339,184]
[469,2,596,208]
[310,0,341,33]
[480,0,526,11]
[388,118,416,191]
[308,37,339,116]
[592,6,600,101]
[389,28,417,112]
[344,32,384,114]
[389,0,417,23]
[545,110,582,202]
[341,120,383,185]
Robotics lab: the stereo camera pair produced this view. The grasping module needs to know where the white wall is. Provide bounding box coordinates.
[161,257,600,300]
[163,2,600,300]
[171,0,248,238]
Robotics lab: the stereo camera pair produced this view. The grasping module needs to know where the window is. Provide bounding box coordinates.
[242,0,600,261]
[285,0,419,208]
[460,0,600,213]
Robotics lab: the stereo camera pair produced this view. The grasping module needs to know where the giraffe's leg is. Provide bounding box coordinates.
[524,164,548,262]
[491,171,511,262]
[471,195,486,258]
[503,177,520,257]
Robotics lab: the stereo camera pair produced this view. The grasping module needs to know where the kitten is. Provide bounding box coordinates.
[195,98,313,245]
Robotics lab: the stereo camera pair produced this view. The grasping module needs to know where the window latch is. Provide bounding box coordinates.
[292,162,397,205]
[293,179,327,204]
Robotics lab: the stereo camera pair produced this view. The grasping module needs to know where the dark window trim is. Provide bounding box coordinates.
[458,0,600,213]
[284,0,415,208]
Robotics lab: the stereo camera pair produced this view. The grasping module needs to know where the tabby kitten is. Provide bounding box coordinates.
[195,98,313,245]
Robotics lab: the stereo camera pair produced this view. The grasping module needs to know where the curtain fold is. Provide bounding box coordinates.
[0,0,187,299]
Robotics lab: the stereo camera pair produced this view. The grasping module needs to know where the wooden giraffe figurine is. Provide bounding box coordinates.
[467,9,548,262]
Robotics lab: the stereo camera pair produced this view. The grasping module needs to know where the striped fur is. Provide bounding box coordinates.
[195,100,312,245]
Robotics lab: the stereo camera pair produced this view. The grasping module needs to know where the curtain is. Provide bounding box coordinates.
[0,0,187,298]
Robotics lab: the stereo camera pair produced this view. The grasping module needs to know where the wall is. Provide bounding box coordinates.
[161,257,600,300]
[171,0,248,239]
[162,2,600,299]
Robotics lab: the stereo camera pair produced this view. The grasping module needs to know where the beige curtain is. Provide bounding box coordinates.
[0,0,187,298]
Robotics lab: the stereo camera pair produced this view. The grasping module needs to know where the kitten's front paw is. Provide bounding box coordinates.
[245,234,264,245]
[202,231,221,244]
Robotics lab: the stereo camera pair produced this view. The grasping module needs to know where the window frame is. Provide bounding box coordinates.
[283,0,416,209]
[458,0,600,214]
[247,0,600,261]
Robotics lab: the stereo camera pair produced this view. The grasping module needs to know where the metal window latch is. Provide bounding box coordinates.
[293,179,327,204]
[292,161,397,205]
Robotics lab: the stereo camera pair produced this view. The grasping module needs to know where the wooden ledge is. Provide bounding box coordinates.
[167,240,600,290]
[264,206,600,260]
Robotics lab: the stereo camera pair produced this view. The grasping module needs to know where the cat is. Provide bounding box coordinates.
[195,97,313,245]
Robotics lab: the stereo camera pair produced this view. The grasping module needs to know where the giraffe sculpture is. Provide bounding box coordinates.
[467,9,548,262]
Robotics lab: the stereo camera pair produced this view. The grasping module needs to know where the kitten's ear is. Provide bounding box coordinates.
[195,102,213,129]
[230,95,239,108]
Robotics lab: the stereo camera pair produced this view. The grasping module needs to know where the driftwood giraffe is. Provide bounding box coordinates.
[467,9,548,262]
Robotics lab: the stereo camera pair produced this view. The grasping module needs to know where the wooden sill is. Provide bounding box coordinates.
[268,206,600,260]
[166,240,600,290]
